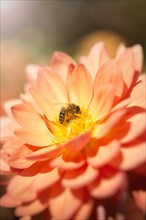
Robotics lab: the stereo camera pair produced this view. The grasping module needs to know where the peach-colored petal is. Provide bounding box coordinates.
[80,42,110,80]
[8,175,37,202]
[118,49,135,90]
[131,44,143,72]
[120,113,146,143]
[93,109,127,139]
[0,194,22,207]
[0,158,13,174]
[87,140,120,167]
[32,167,60,191]
[129,75,146,108]
[15,196,49,217]
[62,165,99,189]
[89,84,115,121]
[49,186,83,219]
[67,64,93,107]
[14,127,53,147]
[50,51,76,83]
[110,142,146,170]
[37,68,68,103]
[63,131,91,152]
[94,60,126,99]
[73,197,93,220]
[133,190,146,213]
[3,99,22,117]
[88,169,127,198]
[25,64,40,84]
[50,155,85,170]
[26,145,61,160]
[29,87,57,121]
[96,205,106,220]
[1,118,20,141]
[8,145,35,169]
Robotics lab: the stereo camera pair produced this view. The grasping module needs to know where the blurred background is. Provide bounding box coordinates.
[0,0,146,219]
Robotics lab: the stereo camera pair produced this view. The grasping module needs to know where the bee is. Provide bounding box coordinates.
[59,103,81,124]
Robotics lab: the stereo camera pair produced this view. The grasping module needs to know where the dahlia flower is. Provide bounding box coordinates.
[0,42,145,219]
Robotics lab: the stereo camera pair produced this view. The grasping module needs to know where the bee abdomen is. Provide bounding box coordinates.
[59,112,65,124]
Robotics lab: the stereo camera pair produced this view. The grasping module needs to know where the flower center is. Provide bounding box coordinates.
[53,105,94,144]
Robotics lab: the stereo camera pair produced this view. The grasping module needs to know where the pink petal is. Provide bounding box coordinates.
[87,140,120,167]
[25,64,40,84]
[129,75,146,108]
[32,167,60,191]
[0,194,21,207]
[3,99,22,117]
[131,44,143,73]
[94,60,125,99]
[110,141,146,170]
[26,145,61,160]
[133,190,146,213]
[0,158,14,174]
[50,51,76,83]
[80,42,110,80]
[50,155,85,170]
[89,84,115,121]
[29,87,57,121]
[15,196,49,217]
[1,118,20,141]
[49,186,83,219]
[88,169,127,198]
[14,127,53,147]
[96,206,106,220]
[37,68,68,103]
[63,131,91,152]
[11,102,48,130]
[93,109,127,139]
[62,165,99,189]
[8,145,35,169]
[67,64,93,108]
[120,113,146,143]
[118,49,135,90]
[73,197,94,220]
[7,175,37,203]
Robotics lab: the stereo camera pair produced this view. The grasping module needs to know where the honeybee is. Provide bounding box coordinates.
[59,103,81,124]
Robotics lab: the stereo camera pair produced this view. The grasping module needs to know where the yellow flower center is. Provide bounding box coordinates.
[53,106,94,144]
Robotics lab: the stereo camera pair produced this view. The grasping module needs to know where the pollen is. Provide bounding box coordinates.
[53,106,94,144]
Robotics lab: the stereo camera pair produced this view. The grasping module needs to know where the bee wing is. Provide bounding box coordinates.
[53,103,69,110]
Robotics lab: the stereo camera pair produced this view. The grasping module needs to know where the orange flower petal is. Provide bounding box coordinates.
[94,60,126,99]
[88,170,126,198]
[67,64,93,107]
[50,155,85,170]
[80,42,110,80]
[8,175,37,203]
[93,109,127,139]
[121,113,146,143]
[133,190,146,213]
[49,186,83,219]
[63,131,91,152]
[0,194,21,207]
[50,51,76,83]
[110,142,146,170]
[73,197,93,220]
[37,68,68,103]
[62,165,99,189]
[15,127,53,147]
[87,140,120,167]
[118,49,135,90]
[89,84,115,121]
[15,196,49,217]
[32,167,60,191]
